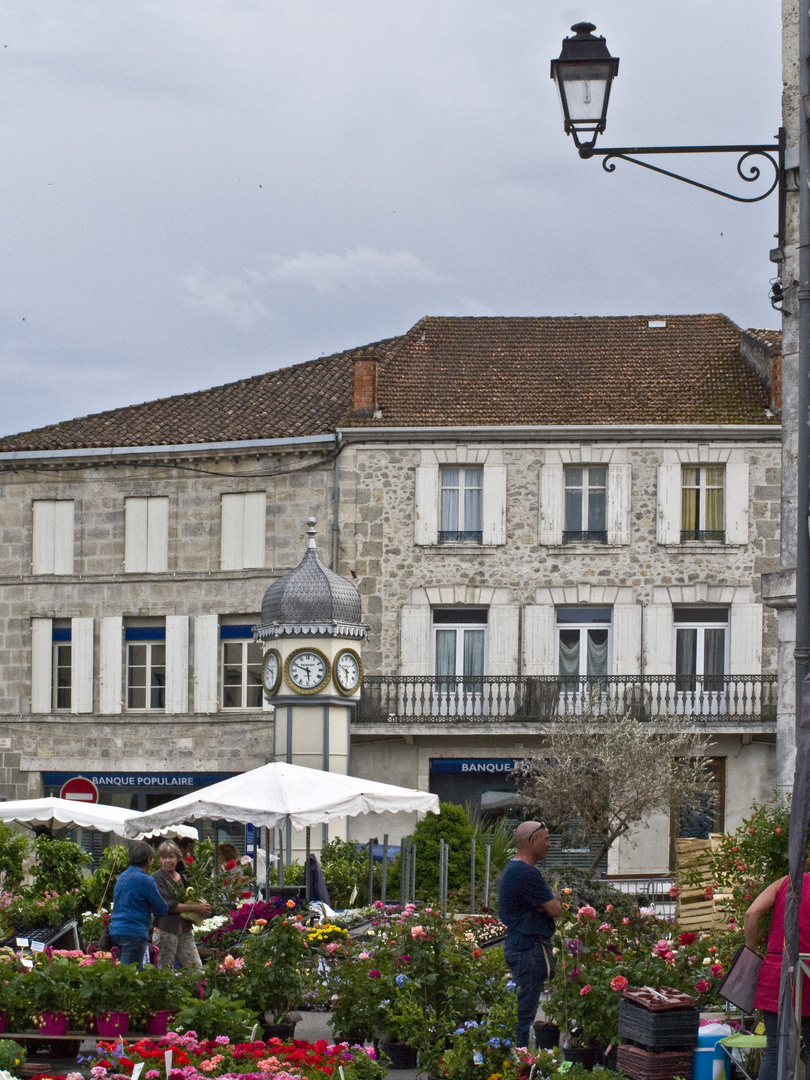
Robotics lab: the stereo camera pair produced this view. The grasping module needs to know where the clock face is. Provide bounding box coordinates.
[334,648,362,695]
[285,648,330,694]
[262,650,281,695]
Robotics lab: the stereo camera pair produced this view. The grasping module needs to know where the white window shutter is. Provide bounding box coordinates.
[220,494,242,570]
[539,464,563,546]
[414,465,439,545]
[53,501,74,574]
[400,605,431,674]
[99,616,123,714]
[124,498,148,572]
[725,463,750,545]
[165,616,189,714]
[612,605,642,674]
[607,463,631,545]
[487,604,519,674]
[482,463,507,545]
[241,492,266,568]
[31,618,52,713]
[522,605,555,675]
[729,603,762,674]
[147,498,169,572]
[32,502,55,574]
[71,617,94,713]
[657,464,682,545]
[194,614,219,713]
[644,604,674,674]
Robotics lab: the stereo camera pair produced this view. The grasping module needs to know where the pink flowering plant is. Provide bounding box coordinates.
[544,900,739,1049]
[325,906,502,1052]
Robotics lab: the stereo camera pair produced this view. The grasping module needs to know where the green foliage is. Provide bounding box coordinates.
[435,994,523,1079]
[0,824,28,892]
[693,793,797,931]
[31,835,91,897]
[23,955,85,1025]
[173,988,259,1041]
[83,845,129,911]
[389,802,484,899]
[127,963,192,1022]
[320,837,369,908]
[0,1039,26,1074]
[76,956,144,1018]
[548,866,640,921]
[240,914,310,1019]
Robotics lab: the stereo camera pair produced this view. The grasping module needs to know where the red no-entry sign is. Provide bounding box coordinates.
[60,776,99,803]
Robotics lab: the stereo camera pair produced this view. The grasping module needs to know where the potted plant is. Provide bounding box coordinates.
[240,915,309,1035]
[78,957,140,1036]
[135,963,192,1034]
[23,955,83,1034]
[172,988,259,1041]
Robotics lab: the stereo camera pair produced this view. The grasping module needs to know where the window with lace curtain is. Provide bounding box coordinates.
[681,466,724,542]
[433,608,487,692]
[556,607,611,691]
[439,466,483,543]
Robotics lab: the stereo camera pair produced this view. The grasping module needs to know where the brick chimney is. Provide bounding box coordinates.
[351,353,378,416]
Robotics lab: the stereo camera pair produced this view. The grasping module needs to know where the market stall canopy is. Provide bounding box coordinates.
[0,797,198,840]
[123,761,440,836]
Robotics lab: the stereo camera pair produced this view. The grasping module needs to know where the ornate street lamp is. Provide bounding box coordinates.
[552,22,783,208]
[550,22,619,154]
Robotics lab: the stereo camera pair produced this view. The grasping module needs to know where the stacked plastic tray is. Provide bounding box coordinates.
[616,987,700,1080]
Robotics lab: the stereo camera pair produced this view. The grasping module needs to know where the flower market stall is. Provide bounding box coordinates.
[0,798,198,841]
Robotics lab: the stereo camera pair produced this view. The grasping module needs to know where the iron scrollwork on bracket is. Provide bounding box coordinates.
[580,135,784,205]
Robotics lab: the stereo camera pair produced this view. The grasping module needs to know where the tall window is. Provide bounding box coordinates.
[126,626,166,710]
[681,466,724,542]
[674,607,728,692]
[433,609,487,692]
[52,624,71,711]
[221,626,263,709]
[564,466,607,543]
[32,500,75,574]
[439,467,483,543]
[557,607,611,689]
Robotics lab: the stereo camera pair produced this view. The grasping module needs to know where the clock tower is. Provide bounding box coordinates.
[254,518,368,856]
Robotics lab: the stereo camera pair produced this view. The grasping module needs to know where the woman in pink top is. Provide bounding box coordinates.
[744,871,810,1080]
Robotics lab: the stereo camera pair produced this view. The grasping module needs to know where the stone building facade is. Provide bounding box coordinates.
[0,313,782,872]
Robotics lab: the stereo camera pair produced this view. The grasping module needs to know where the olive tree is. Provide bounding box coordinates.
[515,713,717,871]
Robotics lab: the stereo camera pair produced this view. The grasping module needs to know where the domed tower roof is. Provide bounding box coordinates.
[255,519,368,640]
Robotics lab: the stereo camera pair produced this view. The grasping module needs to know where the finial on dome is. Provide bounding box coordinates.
[306,516,317,549]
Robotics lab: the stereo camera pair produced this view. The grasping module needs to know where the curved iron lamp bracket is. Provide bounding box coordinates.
[580,139,783,204]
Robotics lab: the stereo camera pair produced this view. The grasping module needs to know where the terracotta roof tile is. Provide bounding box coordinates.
[0,315,777,452]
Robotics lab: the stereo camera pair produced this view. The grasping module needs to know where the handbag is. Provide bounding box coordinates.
[717,944,764,1013]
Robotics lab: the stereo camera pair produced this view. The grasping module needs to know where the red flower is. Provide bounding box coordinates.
[669,886,680,899]
[580,984,592,995]
[185,855,194,865]
[695,978,711,994]
[710,963,724,977]
[224,859,238,871]
[610,975,629,991]
[678,932,696,946]
[704,886,715,900]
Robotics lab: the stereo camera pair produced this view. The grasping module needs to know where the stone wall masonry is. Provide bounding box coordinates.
[0,714,273,801]
[337,439,781,674]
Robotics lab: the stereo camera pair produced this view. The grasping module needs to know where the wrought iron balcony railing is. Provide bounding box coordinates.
[355,674,777,725]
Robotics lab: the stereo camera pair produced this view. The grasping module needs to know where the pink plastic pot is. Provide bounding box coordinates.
[95,1011,129,1037]
[37,1011,68,1036]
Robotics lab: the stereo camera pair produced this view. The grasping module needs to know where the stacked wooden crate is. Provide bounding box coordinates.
[675,836,726,932]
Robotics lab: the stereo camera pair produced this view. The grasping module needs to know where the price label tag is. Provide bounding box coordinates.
[30,941,45,953]
[131,1065,144,1080]
[165,1050,173,1076]
[15,938,28,948]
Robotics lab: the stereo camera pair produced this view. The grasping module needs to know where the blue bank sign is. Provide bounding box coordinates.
[43,772,233,790]
[430,759,518,774]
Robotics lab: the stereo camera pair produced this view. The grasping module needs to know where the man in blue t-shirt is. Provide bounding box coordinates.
[498,821,562,1047]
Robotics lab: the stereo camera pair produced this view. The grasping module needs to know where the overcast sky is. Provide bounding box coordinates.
[0,0,781,438]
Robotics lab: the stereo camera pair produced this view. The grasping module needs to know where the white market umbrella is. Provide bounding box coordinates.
[0,797,198,840]
[124,761,440,836]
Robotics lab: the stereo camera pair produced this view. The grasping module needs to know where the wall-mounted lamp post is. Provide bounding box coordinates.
[551,23,783,210]
[551,22,809,1080]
